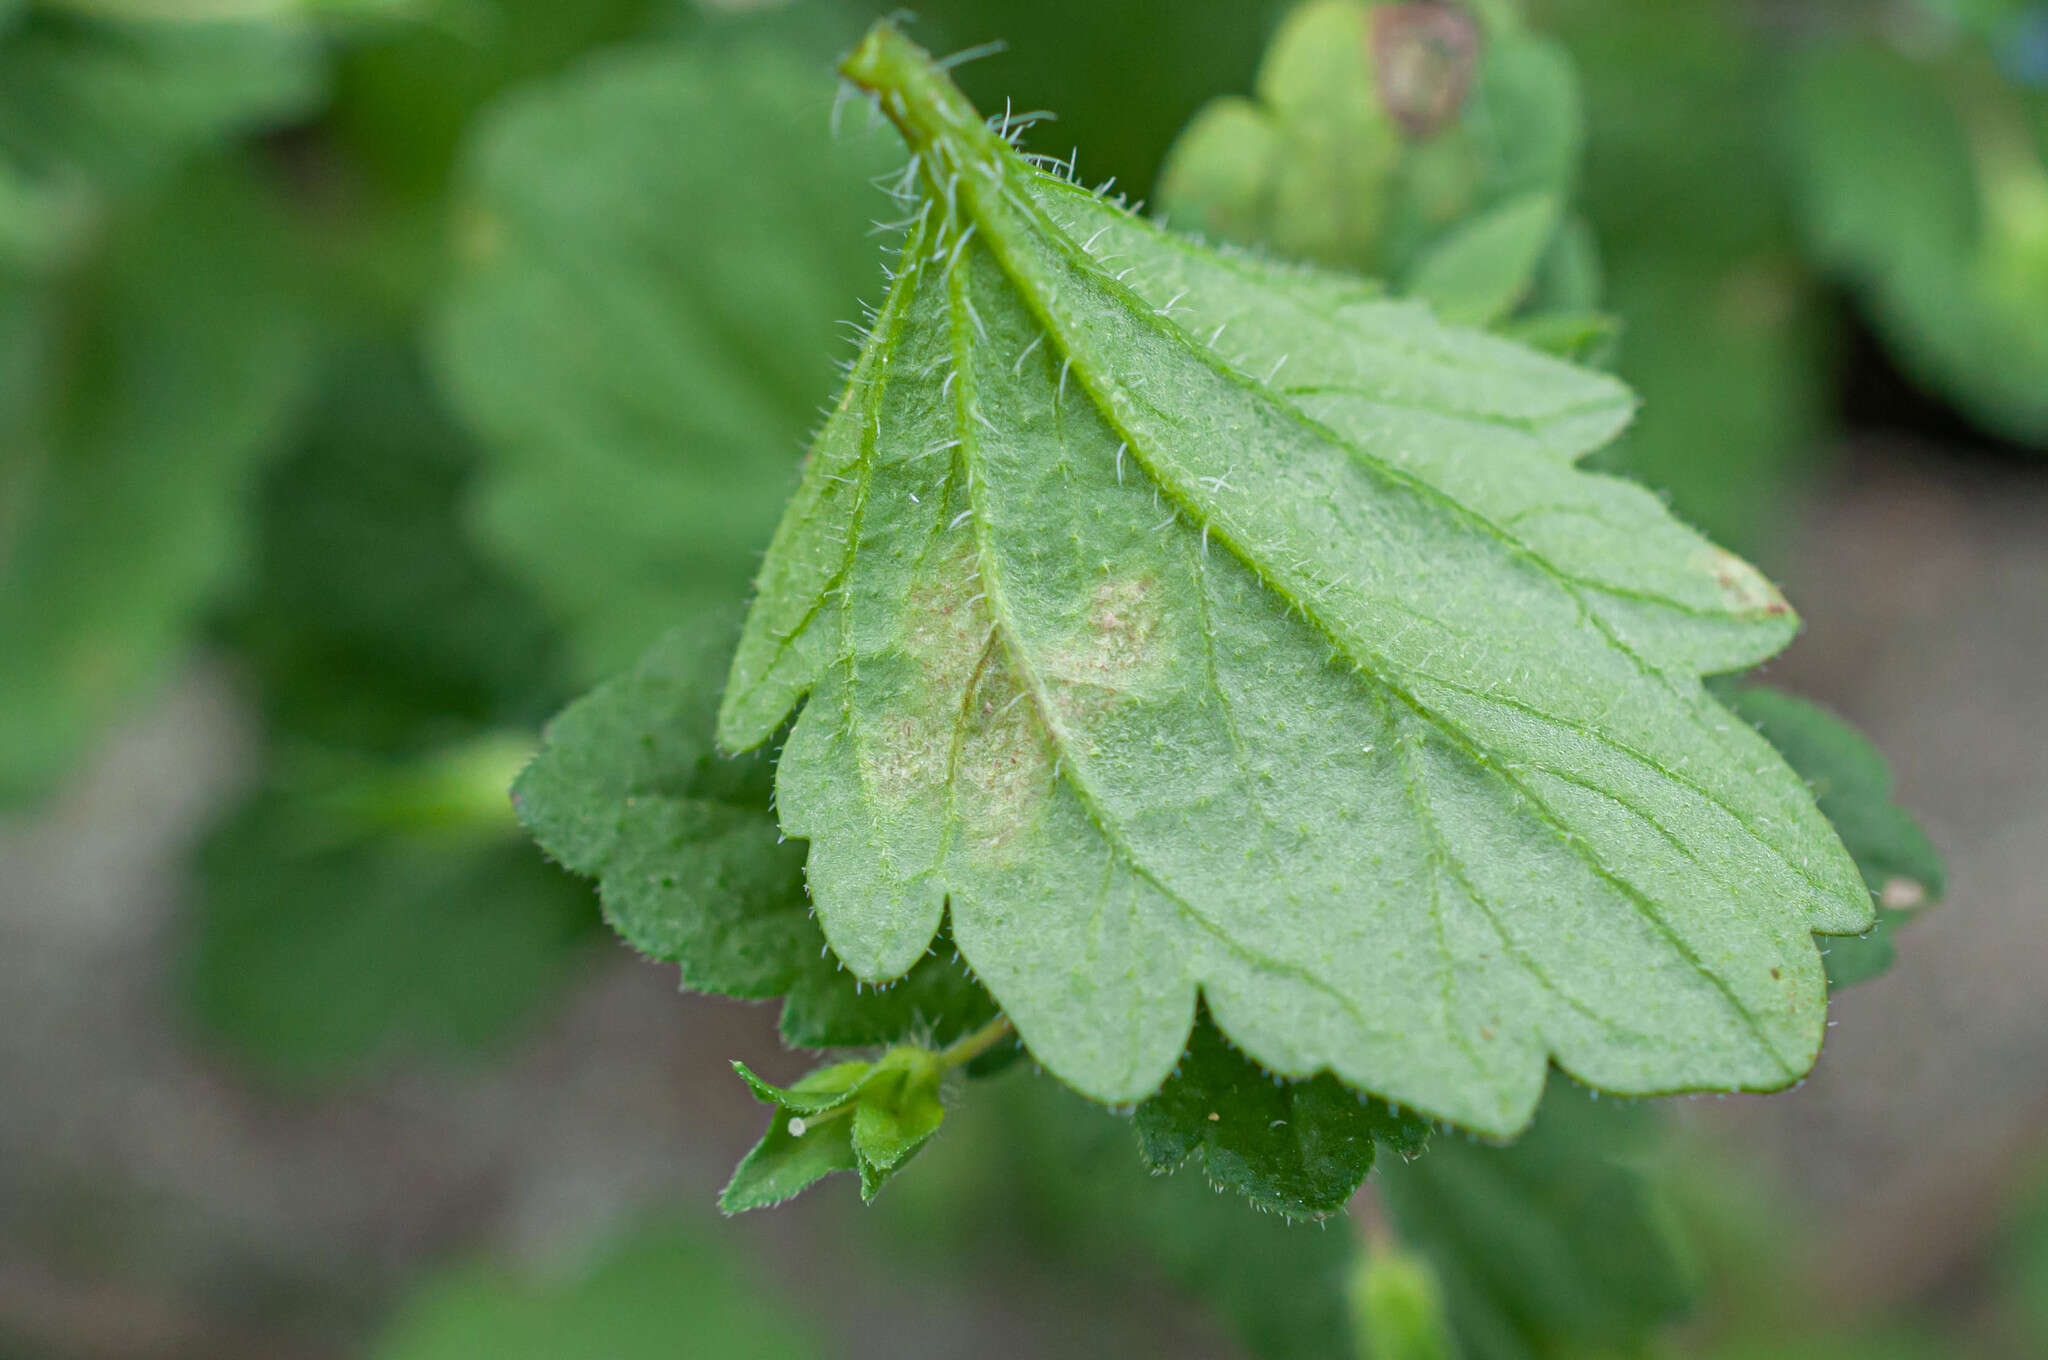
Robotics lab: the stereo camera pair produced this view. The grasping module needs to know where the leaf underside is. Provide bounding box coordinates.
[1717,683,1944,990]
[719,28,1871,1137]
[514,627,997,1051]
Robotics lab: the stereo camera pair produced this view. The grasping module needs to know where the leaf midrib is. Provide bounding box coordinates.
[933,163,1819,1074]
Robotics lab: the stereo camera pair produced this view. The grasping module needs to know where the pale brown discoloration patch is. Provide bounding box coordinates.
[860,543,991,809]
[953,651,1056,860]
[1042,575,1174,744]
[1697,547,1791,617]
[860,539,1057,852]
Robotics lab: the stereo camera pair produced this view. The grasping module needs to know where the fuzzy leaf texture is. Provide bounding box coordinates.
[716,23,1874,1137]
[1718,684,1944,990]
[514,627,997,1051]
[1134,1010,1428,1220]
[723,1044,950,1210]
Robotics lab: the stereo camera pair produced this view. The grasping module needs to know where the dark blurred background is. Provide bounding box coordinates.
[2,0,2045,1356]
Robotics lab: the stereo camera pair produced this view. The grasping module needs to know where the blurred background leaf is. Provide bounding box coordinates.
[1785,31,2048,449]
[372,1219,822,1359]
[0,159,311,804]
[433,35,898,680]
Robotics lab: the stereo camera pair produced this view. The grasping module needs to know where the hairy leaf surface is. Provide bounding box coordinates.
[720,25,1871,1135]
[1720,684,1944,990]
[515,627,997,1049]
[1135,1010,1427,1220]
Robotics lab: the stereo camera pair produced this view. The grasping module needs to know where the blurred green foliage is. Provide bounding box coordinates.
[373,1220,821,1359]
[1786,29,2048,446]
[434,36,899,681]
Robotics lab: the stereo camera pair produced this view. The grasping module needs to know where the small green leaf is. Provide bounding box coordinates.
[727,22,1870,1137]
[1135,1011,1428,1220]
[1718,684,1945,989]
[849,1046,948,1198]
[732,1058,875,1114]
[1375,1076,1693,1360]
[1349,1243,1458,1360]
[721,1105,863,1214]
[514,626,998,1049]
[1403,189,1564,326]
[725,1044,952,1210]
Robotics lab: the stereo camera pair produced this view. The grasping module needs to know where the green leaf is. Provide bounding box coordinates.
[724,22,1870,1137]
[848,1047,949,1184]
[1135,1010,1428,1220]
[733,1057,876,1113]
[724,1043,952,1210]
[434,39,901,681]
[372,1221,820,1360]
[513,626,998,1049]
[184,741,597,1083]
[0,159,310,804]
[1717,684,1945,990]
[1787,40,2048,446]
[1403,189,1564,325]
[1157,0,1581,293]
[1156,0,1403,276]
[1375,1076,1694,1360]
[721,1099,862,1213]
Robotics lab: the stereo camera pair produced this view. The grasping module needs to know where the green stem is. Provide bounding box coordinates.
[840,21,1008,177]
[938,1014,1015,1070]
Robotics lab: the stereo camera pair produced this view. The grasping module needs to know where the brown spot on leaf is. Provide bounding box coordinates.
[1372,3,1479,139]
[1695,547,1789,617]
[1043,575,1172,741]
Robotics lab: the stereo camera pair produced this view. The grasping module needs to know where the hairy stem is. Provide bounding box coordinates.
[938,1014,1015,1070]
